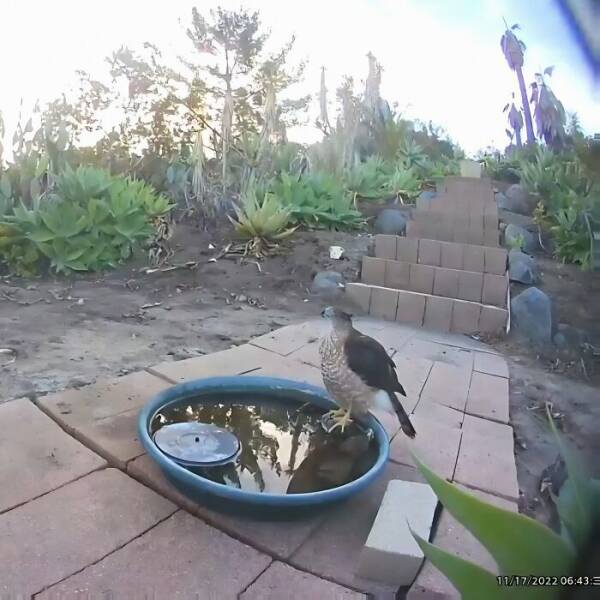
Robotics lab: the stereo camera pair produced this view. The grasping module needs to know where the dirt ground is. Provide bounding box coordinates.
[1,215,598,528]
[0,222,369,401]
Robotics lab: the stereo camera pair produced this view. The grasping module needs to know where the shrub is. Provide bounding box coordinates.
[271,171,364,231]
[0,166,173,274]
[343,155,390,201]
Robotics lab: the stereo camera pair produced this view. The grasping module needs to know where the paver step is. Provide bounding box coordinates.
[346,282,508,335]
[374,235,507,275]
[416,194,498,218]
[362,256,509,308]
[406,218,499,247]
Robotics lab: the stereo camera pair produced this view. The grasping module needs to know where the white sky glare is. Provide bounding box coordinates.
[1,0,598,156]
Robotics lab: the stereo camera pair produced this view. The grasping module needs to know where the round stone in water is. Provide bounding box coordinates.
[153,422,240,467]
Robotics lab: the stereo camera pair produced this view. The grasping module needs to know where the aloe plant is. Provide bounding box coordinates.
[230,181,295,242]
[386,166,422,203]
[343,155,390,201]
[411,408,600,599]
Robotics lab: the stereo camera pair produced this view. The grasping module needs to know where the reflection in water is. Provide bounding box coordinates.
[152,396,378,495]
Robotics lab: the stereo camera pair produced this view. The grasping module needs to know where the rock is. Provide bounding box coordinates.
[503,184,535,215]
[311,271,344,295]
[495,192,509,210]
[418,191,436,202]
[554,323,587,349]
[505,224,537,254]
[510,287,555,343]
[374,209,407,236]
[508,250,540,284]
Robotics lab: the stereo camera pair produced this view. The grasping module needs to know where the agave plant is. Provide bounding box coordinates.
[344,155,390,202]
[411,407,600,599]
[386,166,422,203]
[230,181,296,257]
[398,139,428,170]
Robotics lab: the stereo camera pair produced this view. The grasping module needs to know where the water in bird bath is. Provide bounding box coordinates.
[151,397,378,495]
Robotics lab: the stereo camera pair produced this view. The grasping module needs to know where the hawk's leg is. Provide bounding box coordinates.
[326,407,354,433]
[324,407,346,419]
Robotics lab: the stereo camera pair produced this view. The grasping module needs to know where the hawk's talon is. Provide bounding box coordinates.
[322,408,353,434]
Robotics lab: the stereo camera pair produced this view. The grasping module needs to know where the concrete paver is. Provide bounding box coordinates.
[454,415,519,501]
[465,371,510,424]
[0,316,518,600]
[291,462,423,595]
[128,454,326,560]
[358,480,438,586]
[38,511,271,600]
[0,469,175,598]
[420,362,472,412]
[150,343,278,382]
[248,355,324,388]
[389,414,462,481]
[37,370,171,468]
[473,351,509,378]
[0,399,105,513]
[241,561,365,600]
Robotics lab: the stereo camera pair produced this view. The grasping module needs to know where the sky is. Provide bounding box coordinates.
[1,0,598,157]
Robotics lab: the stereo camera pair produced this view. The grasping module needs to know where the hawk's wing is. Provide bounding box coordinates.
[344,331,406,396]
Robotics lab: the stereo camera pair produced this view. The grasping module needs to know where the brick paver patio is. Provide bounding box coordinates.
[0,318,515,599]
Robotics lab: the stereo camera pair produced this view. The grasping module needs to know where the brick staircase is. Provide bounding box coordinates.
[346,176,509,335]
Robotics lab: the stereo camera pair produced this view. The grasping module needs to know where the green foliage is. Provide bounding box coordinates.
[411,409,600,599]
[386,166,422,202]
[479,152,521,183]
[0,166,172,275]
[519,147,598,268]
[271,172,364,231]
[398,139,428,170]
[343,156,390,200]
[230,180,295,241]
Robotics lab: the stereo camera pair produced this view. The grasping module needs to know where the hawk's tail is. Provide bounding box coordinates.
[386,390,416,438]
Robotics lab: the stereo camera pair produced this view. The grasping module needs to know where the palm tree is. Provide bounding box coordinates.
[530,67,566,150]
[500,22,535,145]
[503,93,524,147]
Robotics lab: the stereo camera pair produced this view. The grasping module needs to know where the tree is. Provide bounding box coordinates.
[530,66,566,150]
[107,43,206,158]
[186,6,307,189]
[501,22,535,145]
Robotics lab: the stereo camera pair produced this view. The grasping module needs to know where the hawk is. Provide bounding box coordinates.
[319,306,416,438]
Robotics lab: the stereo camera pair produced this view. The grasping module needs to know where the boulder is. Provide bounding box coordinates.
[553,323,587,350]
[510,287,554,343]
[374,209,407,235]
[503,184,535,215]
[311,271,344,295]
[505,223,538,254]
[418,190,437,202]
[495,192,509,210]
[508,249,541,284]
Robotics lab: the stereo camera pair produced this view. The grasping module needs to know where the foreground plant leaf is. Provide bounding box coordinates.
[547,407,598,550]
[411,455,575,576]
[411,528,511,600]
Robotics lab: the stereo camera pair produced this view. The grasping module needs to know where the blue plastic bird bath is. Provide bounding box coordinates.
[138,376,389,517]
